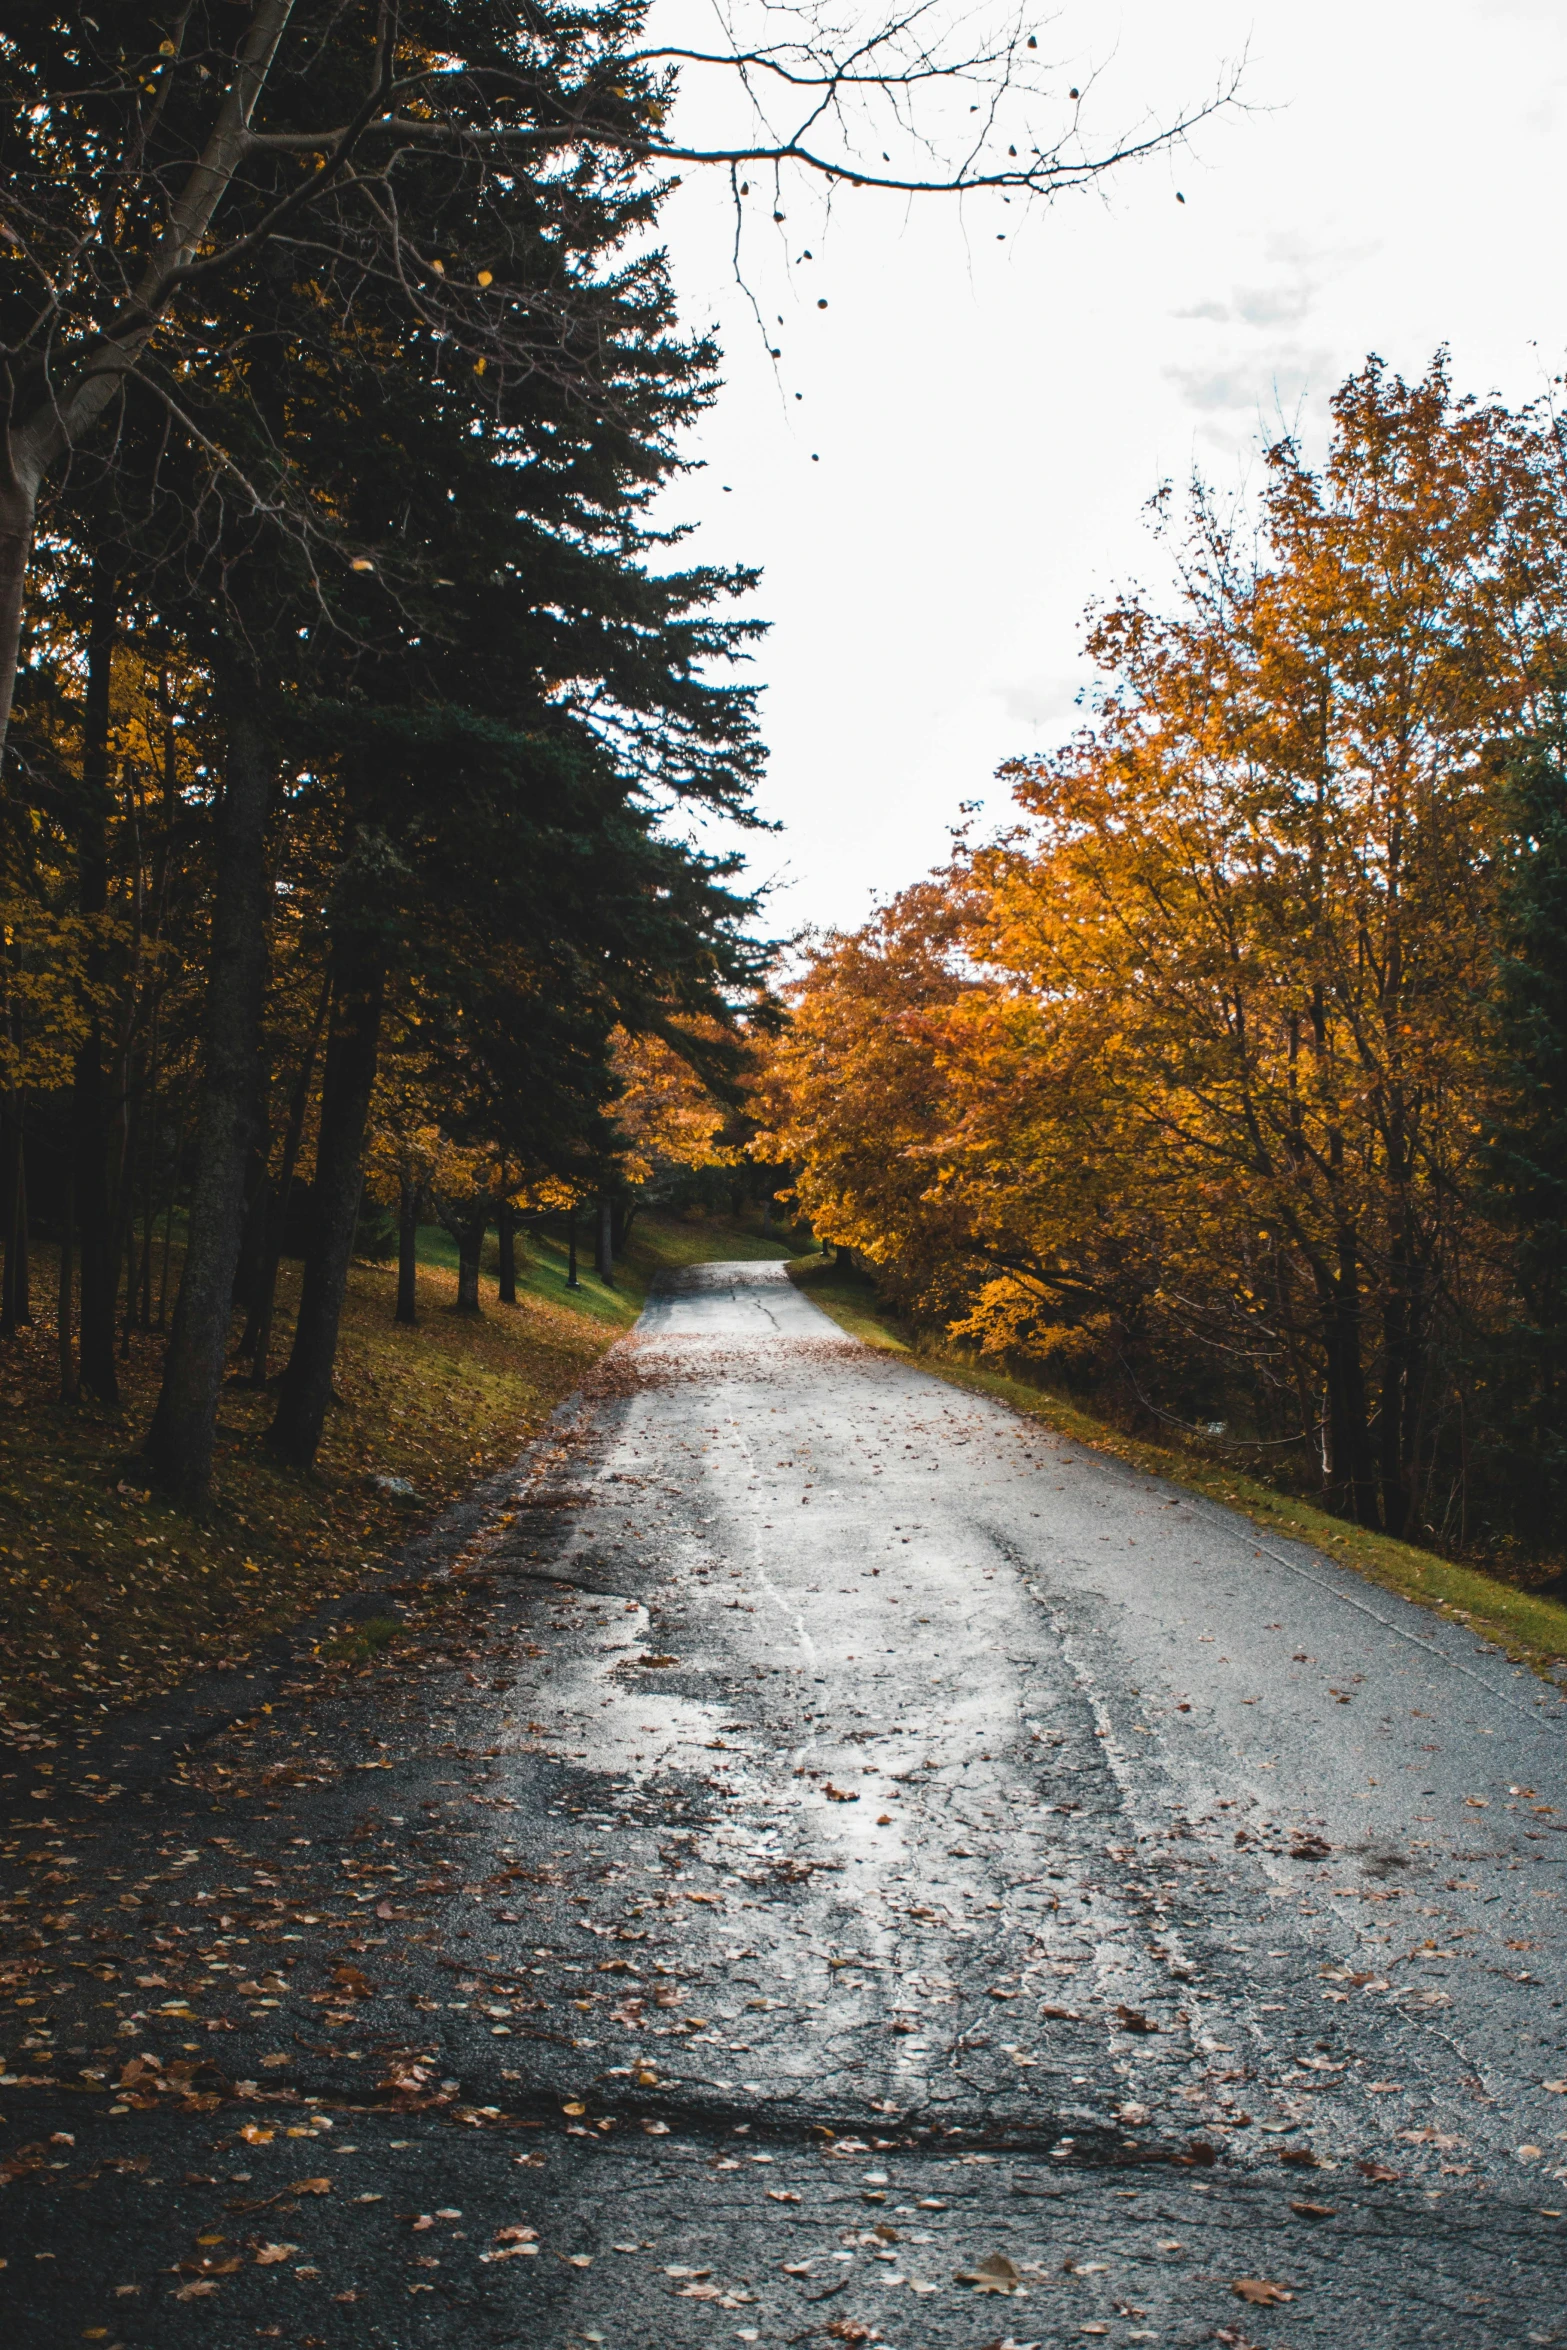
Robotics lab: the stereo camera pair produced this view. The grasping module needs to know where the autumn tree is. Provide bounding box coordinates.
[769,357,1567,1554]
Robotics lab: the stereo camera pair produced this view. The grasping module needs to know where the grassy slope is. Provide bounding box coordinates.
[789,1255,1567,1682]
[0,1212,794,1736]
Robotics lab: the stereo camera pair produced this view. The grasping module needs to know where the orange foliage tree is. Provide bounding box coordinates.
[766,358,1567,1551]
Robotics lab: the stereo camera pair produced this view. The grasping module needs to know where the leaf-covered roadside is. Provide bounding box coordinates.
[0,1244,616,1745]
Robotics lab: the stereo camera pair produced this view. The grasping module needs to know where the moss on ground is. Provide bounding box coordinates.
[0,1211,793,1735]
[789,1254,1567,1684]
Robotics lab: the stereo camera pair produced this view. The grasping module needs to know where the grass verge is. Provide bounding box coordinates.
[0,1211,793,1740]
[788,1255,1567,1682]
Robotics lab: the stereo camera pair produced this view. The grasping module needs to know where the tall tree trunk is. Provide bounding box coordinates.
[496,1197,517,1304]
[455,1205,485,1314]
[142,692,275,1503]
[566,1209,579,1290]
[12,1142,28,1326]
[596,1192,614,1285]
[246,976,329,1382]
[1319,1231,1379,1528]
[155,1076,191,1331]
[0,1089,22,1337]
[396,1174,419,1325]
[266,940,384,1468]
[1379,1235,1412,1540]
[57,1168,77,1402]
[73,553,120,1405]
[120,1192,137,1357]
[231,1114,272,1340]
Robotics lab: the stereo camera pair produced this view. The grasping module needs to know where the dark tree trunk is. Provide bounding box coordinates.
[12,1144,27,1325]
[566,1210,579,1289]
[455,1205,485,1314]
[73,554,120,1405]
[1319,1230,1379,1528]
[0,1090,21,1337]
[396,1174,420,1325]
[266,939,385,1469]
[243,973,329,1382]
[57,1168,76,1402]
[231,1115,272,1335]
[142,692,275,1503]
[137,1076,156,1329]
[120,1192,137,1357]
[496,1198,517,1304]
[596,1192,614,1285]
[1379,1249,1411,1541]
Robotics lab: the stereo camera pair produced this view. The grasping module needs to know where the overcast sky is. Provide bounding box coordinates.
[652,0,1567,938]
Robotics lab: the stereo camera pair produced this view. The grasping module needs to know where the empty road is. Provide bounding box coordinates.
[6,1259,1567,2346]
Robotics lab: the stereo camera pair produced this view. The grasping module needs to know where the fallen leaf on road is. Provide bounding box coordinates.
[1543,2080,1567,2094]
[238,2125,274,2145]
[767,2188,801,2202]
[254,2244,298,2265]
[287,2178,331,2197]
[173,2281,220,2300]
[1038,2004,1080,2020]
[1115,2005,1157,2034]
[1289,2201,1336,2218]
[824,1785,859,1803]
[956,2252,1021,2293]
[1116,2102,1151,2126]
[1399,2128,1463,2150]
[1355,2160,1400,2183]
[1232,2279,1292,2306]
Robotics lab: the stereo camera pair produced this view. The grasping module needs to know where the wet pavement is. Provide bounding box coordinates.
[5,1259,1567,2347]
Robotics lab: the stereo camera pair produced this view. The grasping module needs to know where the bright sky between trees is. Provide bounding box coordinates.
[657,0,1567,936]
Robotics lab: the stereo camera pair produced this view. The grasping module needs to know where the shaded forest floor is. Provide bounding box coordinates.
[791,1254,1567,1686]
[0,1211,796,1739]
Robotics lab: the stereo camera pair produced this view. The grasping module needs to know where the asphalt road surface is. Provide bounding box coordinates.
[6,1259,1567,2349]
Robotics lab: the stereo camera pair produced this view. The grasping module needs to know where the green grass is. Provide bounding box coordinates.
[789,1255,1567,1683]
[418,1210,802,1332]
